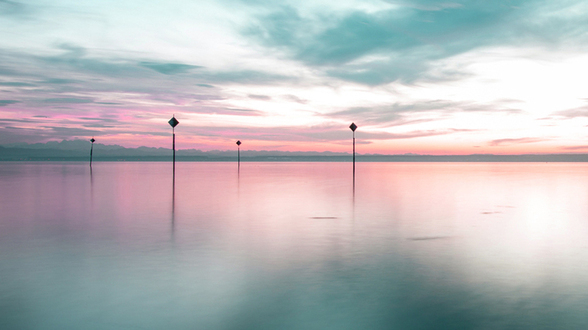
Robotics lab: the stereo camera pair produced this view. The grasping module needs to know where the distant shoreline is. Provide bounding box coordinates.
[3,141,588,162]
[3,155,588,162]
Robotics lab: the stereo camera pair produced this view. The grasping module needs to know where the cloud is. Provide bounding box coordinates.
[244,1,588,85]
[138,62,203,75]
[248,94,271,100]
[213,108,266,116]
[0,44,294,132]
[43,98,94,104]
[0,100,20,106]
[328,100,522,125]
[282,94,307,104]
[41,78,79,84]
[31,45,292,87]
[488,137,545,146]
[180,106,265,116]
[385,0,464,11]
[2,2,586,151]
[41,126,116,136]
[188,124,470,143]
[561,145,588,151]
[552,105,588,118]
[0,82,35,87]
[0,0,29,17]
[79,117,118,123]
[82,123,116,128]
[378,128,473,140]
[0,125,86,144]
[203,70,291,84]
[0,117,35,123]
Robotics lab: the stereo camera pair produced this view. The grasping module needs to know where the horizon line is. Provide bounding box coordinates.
[4,140,588,157]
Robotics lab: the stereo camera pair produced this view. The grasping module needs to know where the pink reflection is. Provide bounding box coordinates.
[4,162,588,293]
[3,162,588,328]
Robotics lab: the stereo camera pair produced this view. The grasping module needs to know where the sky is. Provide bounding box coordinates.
[1,0,588,154]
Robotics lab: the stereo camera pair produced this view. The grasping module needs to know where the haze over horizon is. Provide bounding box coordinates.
[1,0,588,155]
[5,139,588,163]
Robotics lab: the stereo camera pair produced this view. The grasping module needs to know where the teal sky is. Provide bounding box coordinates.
[1,0,588,154]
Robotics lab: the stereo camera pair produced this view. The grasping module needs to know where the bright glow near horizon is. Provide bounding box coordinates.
[1,0,588,154]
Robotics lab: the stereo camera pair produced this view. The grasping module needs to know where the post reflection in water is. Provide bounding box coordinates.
[90,164,94,207]
[171,164,176,236]
[352,162,356,203]
[2,162,588,329]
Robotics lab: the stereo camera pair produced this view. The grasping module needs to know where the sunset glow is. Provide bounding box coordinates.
[2,0,588,154]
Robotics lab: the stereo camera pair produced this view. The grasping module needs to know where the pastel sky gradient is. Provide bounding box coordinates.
[1,0,588,154]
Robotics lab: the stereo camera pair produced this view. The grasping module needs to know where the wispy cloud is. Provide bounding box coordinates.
[244,1,588,85]
[185,124,472,144]
[560,145,588,151]
[0,82,35,87]
[139,62,203,75]
[552,105,588,118]
[328,100,522,125]
[42,98,94,104]
[282,94,307,104]
[0,0,30,17]
[0,100,20,106]
[248,94,272,100]
[489,137,545,147]
[0,117,36,123]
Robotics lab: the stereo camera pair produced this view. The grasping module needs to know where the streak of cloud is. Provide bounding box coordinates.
[552,105,588,118]
[488,137,545,147]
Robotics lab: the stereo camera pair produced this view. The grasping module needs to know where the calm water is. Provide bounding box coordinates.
[2,162,588,329]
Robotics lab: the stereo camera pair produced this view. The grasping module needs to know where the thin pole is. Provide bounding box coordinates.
[172,169,175,232]
[172,128,176,179]
[172,127,175,224]
[349,123,357,196]
[90,143,94,167]
[236,140,242,171]
[352,130,356,176]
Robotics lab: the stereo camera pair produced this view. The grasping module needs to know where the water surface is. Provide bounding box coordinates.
[2,162,588,329]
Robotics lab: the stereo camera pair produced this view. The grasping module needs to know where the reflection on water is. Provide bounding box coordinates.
[2,162,588,329]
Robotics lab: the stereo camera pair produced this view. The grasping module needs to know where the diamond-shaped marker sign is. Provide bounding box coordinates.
[168,117,179,128]
[349,122,357,131]
[236,140,241,146]
[90,138,95,143]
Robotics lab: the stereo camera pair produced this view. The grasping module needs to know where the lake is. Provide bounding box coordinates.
[1,162,588,329]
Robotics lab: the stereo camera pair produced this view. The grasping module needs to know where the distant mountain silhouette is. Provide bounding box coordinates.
[2,140,588,162]
[0,140,349,161]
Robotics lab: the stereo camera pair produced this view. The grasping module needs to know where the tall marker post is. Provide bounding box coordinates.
[236,140,242,169]
[349,122,357,171]
[168,116,179,179]
[89,137,95,167]
[349,123,357,191]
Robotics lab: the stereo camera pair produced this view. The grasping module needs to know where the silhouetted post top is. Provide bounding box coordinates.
[168,117,179,128]
[236,140,241,146]
[90,138,95,143]
[349,123,357,132]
